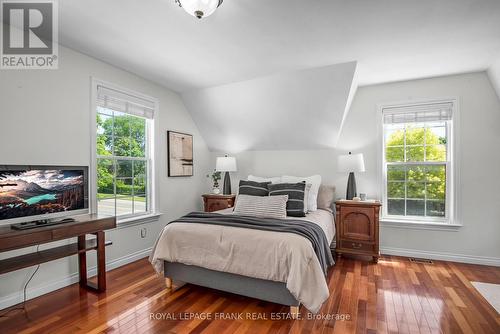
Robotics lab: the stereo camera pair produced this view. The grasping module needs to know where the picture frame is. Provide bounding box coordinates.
[167,130,194,177]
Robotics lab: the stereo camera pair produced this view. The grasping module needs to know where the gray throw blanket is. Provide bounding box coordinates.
[169,212,334,276]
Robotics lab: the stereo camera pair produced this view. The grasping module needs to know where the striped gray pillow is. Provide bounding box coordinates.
[238,180,271,196]
[233,194,288,219]
[268,182,306,217]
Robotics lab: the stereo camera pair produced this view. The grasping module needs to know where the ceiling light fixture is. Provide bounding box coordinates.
[174,0,223,19]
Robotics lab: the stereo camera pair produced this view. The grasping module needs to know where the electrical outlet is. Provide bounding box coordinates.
[140,228,147,238]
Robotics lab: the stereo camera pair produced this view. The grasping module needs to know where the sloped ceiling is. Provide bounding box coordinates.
[56,1,500,151]
[182,62,357,152]
[59,0,500,92]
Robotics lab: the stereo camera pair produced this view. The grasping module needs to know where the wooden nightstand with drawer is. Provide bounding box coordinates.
[335,200,381,263]
[202,194,236,212]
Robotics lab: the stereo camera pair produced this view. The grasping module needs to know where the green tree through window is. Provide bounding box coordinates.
[96,108,148,217]
[385,123,448,217]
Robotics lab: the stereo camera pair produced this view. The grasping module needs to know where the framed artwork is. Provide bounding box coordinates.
[167,131,193,177]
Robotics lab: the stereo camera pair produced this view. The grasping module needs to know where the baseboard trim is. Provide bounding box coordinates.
[380,246,500,267]
[331,241,499,267]
[0,247,152,310]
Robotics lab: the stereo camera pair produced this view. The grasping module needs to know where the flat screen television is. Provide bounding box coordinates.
[0,165,89,224]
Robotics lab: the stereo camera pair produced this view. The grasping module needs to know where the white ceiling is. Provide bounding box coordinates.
[182,62,357,151]
[60,0,500,93]
[58,1,500,151]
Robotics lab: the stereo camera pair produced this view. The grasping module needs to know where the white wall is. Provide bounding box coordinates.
[213,72,500,265]
[0,46,211,309]
[488,59,500,101]
[211,149,336,187]
[341,71,500,264]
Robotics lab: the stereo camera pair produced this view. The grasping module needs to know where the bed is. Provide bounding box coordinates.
[149,187,335,317]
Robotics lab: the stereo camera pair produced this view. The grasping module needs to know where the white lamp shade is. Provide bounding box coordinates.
[216,156,237,172]
[337,153,365,173]
[178,0,222,18]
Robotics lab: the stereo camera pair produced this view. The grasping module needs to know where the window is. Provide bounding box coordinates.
[93,83,156,219]
[382,100,454,223]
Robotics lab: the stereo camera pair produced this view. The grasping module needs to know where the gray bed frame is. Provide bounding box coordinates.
[163,261,300,316]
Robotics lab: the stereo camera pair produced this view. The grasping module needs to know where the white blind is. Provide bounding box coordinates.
[97,85,155,119]
[383,101,453,124]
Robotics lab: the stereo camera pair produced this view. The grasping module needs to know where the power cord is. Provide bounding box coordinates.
[0,245,41,318]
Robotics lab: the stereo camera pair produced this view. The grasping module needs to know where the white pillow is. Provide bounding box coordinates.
[233,194,288,219]
[281,175,322,211]
[248,175,282,184]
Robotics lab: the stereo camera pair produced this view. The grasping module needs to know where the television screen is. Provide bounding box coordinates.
[0,166,89,222]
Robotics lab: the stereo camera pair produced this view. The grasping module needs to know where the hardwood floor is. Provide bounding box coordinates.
[1,255,499,333]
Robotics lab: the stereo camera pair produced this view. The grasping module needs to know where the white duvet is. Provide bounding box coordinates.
[149,208,335,313]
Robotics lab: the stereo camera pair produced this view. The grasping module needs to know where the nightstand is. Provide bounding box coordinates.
[202,194,236,212]
[335,200,381,263]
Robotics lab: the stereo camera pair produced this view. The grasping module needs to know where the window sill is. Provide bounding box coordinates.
[115,212,162,229]
[380,218,462,231]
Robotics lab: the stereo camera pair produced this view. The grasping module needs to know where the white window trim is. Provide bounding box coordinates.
[377,97,462,229]
[90,78,160,225]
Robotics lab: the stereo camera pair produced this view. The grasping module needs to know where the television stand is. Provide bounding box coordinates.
[0,214,116,293]
[11,217,77,230]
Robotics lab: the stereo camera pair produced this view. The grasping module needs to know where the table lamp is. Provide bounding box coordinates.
[337,152,365,200]
[216,155,237,195]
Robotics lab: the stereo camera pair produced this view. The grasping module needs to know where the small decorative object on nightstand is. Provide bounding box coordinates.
[335,200,381,263]
[207,170,222,194]
[202,194,236,212]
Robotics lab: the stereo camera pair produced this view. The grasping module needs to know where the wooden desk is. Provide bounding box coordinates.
[0,214,116,292]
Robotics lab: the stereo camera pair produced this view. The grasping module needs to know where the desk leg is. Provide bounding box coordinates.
[96,231,106,292]
[78,235,87,288]
[78,232,107,293]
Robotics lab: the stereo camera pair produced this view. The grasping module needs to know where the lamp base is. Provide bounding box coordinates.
[346,172,357,200]
[223,172,232,195]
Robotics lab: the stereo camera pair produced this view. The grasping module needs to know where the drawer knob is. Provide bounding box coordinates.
[351,243,362,249]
